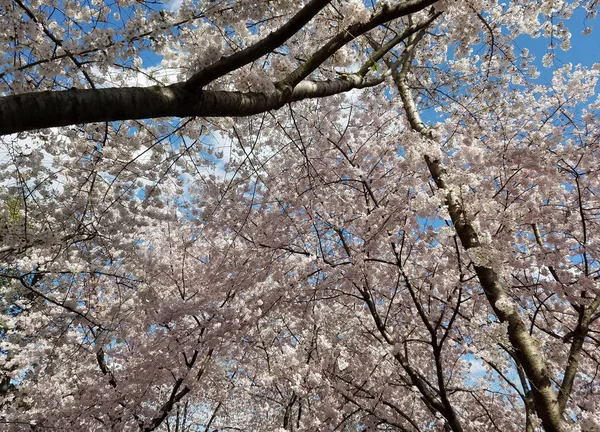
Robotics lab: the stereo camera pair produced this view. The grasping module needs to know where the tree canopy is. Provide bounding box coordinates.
[1,0,600,431]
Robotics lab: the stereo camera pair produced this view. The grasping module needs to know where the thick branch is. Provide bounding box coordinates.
[532,224,600,413]
[279,0,439,88]
[423,120,565,432]
[0,0,439,135]
[0,75,384,136]
[185,0,332,91]
[558,297,599,412]
[358,12,441,77]
[386,30,567,432]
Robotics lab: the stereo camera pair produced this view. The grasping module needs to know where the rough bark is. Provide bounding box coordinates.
[0,75,383,136]
[425,156,566,431]
[557,299,599,413]
[0,0,439,136]
[384,36,568,431]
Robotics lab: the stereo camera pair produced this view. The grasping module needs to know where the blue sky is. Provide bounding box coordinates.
[516,6,600,82]
[134,2,600,84]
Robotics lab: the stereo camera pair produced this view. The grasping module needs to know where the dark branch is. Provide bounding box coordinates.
[185,0,333,91]
[0,75,386,136]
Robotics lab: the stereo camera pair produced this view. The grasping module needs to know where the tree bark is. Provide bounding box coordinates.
[383,34,568,431]
[0,75,383,136]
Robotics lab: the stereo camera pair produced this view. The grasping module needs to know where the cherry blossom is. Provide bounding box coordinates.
[1,1,600,431]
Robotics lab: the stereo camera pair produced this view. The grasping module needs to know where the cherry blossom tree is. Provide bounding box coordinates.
[1,0,600,431]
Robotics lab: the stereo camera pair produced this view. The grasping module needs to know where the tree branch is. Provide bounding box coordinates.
[0,0,440,135]
[185,0,333,91]
[142,348,213,431]
[278,0,439,89]
[382,26,567,432]
[558,297,600,413]
[0,74,387,136]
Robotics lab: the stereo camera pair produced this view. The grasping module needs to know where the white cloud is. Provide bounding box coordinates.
[166,0,184,12]
[93,62,184,88]
[468,357,488,376]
